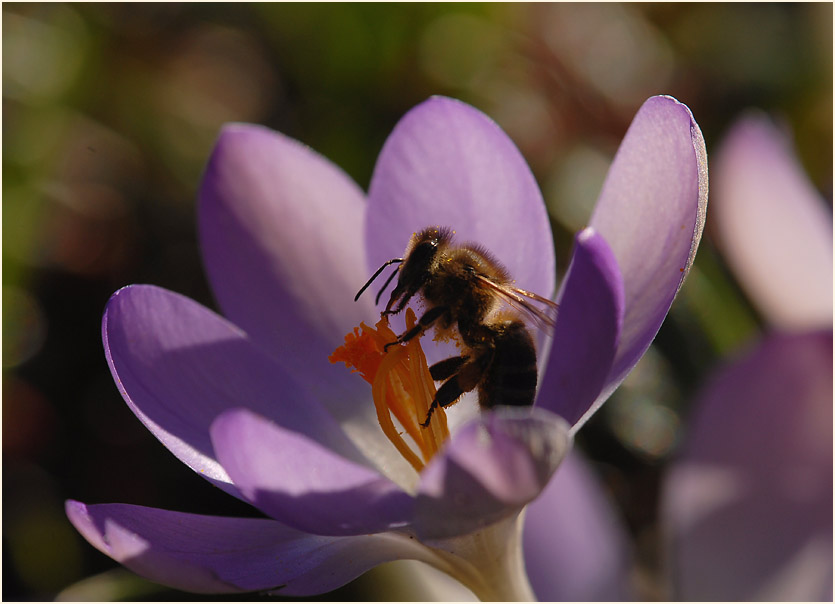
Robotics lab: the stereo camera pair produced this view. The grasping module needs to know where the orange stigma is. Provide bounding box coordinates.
[329,308,449,472]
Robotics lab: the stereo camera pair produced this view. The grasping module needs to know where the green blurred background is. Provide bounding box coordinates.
[3,2,831,600]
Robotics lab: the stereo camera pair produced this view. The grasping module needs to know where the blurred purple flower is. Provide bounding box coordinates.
[663,114,833,600]
[66,95,706,599]
[711,114,832,330]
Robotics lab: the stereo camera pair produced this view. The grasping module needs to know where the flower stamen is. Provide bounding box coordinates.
[329,308,449,472]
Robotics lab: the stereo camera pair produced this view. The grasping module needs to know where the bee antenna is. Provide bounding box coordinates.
[374,266,401,306]
[355,258,403,302]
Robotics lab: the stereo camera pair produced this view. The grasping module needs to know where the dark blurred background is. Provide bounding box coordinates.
[3,3,832,600]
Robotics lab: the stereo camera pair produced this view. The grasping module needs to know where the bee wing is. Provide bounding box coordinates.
[474,274,559,331]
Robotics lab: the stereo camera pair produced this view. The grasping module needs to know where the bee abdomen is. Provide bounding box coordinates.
[479,321,538,409]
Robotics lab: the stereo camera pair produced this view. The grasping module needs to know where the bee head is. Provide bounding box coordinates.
[384,227,451,313]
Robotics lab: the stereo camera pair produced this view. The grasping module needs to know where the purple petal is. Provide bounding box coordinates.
[662,330,833,600]
[66,500,429,596]
[413,407,571,540]
[198,123,374,406]
[712,114,833,329]
[366,96,555,302]
[211,408,414,536]
[589,95,708,408]
[524,450,633,601]
[538,228,625,426]
[103,284,365,499]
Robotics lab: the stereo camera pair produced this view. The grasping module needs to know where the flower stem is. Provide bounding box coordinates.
[426,513,535,602]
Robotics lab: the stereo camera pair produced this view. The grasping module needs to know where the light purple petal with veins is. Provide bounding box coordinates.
[663,330,833,601]
[211,408,415,536]
[366,96,556,303]
[413,407,571,540]
[712,114,832,329]
[66,501,435,596]
[199,123,374,407]
[102,285,366,500]
[538,228,624,426]
[587,95,707,429]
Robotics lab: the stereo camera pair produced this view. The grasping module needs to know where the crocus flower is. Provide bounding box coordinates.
[710,114,832,330]
[66,94,706,600]
[662,114,833,600]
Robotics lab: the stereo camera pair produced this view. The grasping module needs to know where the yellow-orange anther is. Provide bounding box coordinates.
[329,308,449,472]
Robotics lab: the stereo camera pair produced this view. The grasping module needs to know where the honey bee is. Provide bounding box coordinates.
[355,226,558,427]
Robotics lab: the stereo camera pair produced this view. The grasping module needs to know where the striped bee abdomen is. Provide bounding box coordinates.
[478,320,538,409]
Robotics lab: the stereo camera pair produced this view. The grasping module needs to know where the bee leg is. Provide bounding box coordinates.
[421,356,487,428]
[383,305,448,352]
[421,400,441,428]
[429,355,469,381]
[383,282,419,316]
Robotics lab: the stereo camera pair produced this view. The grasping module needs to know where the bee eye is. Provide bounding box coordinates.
[409,240,438,269]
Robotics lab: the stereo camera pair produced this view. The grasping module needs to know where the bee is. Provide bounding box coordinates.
[355,226,558,427]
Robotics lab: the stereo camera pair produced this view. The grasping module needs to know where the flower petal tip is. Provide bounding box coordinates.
[65,499,111,556]
[214,121,273,143]
[65,499,88,524]
[575,225,598,244]
[645,94,697,121]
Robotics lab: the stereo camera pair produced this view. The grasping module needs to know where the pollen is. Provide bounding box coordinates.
[329,308,449,472]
